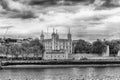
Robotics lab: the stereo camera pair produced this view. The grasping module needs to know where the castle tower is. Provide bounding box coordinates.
[67,27,72,40]
[40,30,44,41]
[67,27,72,54]
[117,50,120,56]
[52,28,56,39]
[102,45,110,57]
[52,28,56,50]
[56,29,59,39]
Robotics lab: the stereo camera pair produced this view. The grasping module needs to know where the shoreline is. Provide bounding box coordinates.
[2,64,120,69]
[2,59,120,69]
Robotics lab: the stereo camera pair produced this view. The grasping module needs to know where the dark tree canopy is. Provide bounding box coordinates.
[73,39,107,55]
[74,39,92,53]
[21,39,45,57]
[104,40,120,56]
[0,39,45,58]
[92,39,106,54]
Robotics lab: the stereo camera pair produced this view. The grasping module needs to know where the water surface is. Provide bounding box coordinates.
[0,67,120,80]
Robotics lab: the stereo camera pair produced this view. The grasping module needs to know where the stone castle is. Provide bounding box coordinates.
[40,28,72,59]
[40,28,120,60]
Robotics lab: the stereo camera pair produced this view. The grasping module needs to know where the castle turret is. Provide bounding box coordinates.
[67,27,72,40]
[40,31,44,41]
[56,29,59,39]
[102,45,110,57]
[67,27,72,54]
[52,28,56,39]
[52,28,56,50]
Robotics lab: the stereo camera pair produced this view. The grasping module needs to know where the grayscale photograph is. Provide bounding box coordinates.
[0,0,120,80]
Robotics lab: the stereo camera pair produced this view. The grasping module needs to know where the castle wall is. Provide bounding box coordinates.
[41,29,72,60]
[69,53,120,60]
[69,53,99,60]
[43,51,68,60]
[117,50,120,56]
[43,39,72,54]
[102,45,110,57]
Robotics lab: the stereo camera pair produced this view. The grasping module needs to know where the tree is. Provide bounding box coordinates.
[103,40,120,56]
[92,39,106,54]
[21,42,31,58]
[74,39,92,53]
[29,39,45,58]
[21,38,45,58]
[108,40,120,56]
[10,44,22,58]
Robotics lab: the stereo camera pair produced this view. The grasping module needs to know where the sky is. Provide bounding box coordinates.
[0,0,120,41]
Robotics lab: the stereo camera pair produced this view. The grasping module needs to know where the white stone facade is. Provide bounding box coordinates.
[117,50,120,56]
[44,50,68,60]
[69,53,99,60]
[102,45,110,57]
[40,29,72,60]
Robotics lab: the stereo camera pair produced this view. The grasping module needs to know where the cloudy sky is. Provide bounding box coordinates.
[0,0,120,41]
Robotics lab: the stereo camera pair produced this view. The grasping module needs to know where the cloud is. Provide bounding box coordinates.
[9,10,37,19]
[0,0,120,41]
[3,0,30,11]
[0,26,13,29]
[28,0,95,6]
[0,0,37,19]
[9,0,120,7]
[93,0,120,9]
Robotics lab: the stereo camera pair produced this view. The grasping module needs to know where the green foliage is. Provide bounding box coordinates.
[1,38,120,57]
[0,46,6,54]
[104,40,120,56]
[74,39,92,53]
[21,39,45,58]
[92,39,106,54]
[74,39,106,54]
[74,39,120,55]
[1,39,45,58]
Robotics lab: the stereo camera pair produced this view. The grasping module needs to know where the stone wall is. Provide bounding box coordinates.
[69,53,120,60]
[68,53,99,60]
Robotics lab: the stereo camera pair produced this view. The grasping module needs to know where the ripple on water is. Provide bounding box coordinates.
[1,67,120,80]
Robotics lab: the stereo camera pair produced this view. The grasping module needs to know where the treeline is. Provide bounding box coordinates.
[0,38,120,58]
[0,39,45,58]
[74,39,120,56]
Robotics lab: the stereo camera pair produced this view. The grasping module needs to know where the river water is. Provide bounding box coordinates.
[0,67,120,80]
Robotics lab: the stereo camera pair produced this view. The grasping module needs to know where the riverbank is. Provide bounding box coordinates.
[2,59,120,68]
[2,64,120,69]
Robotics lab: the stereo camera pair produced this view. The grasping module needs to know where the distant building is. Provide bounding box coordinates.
[40,28,72,60]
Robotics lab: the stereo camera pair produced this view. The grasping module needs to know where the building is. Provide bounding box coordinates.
[72,40,79,53]
[40,28,72,60]
[44,50,68,60]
